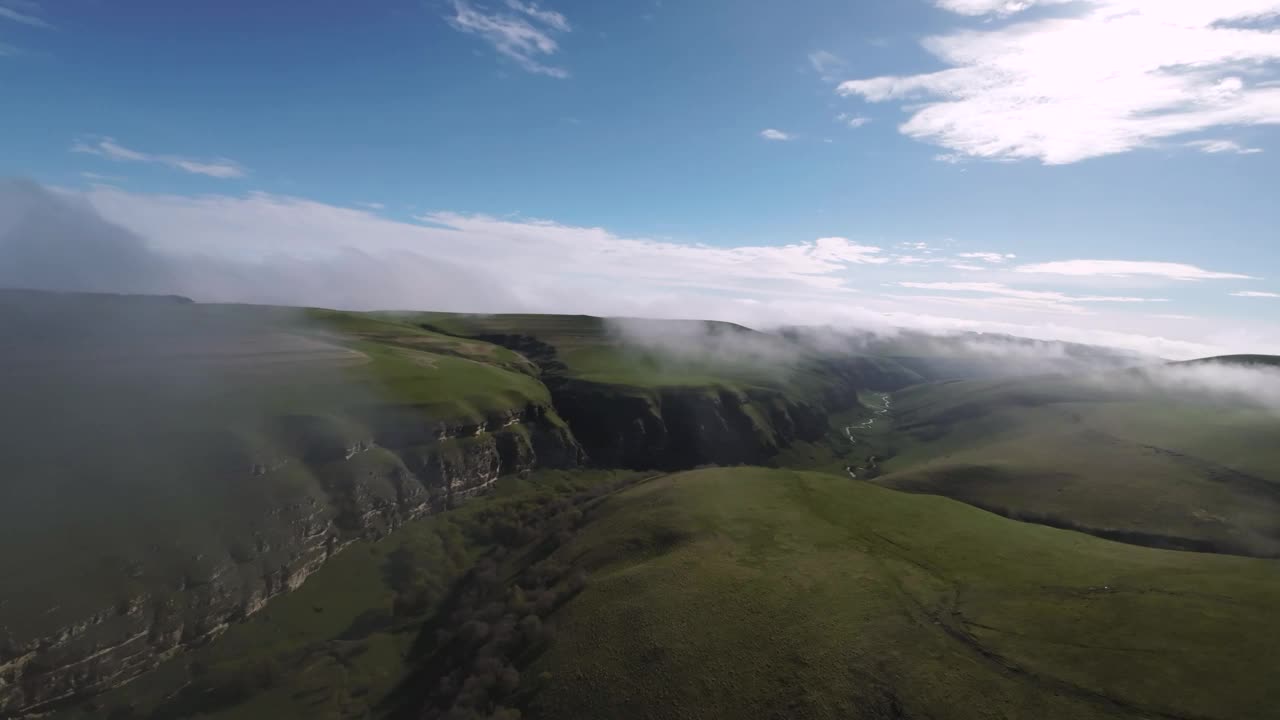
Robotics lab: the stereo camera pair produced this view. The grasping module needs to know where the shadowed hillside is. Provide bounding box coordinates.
[874,365,1280,557]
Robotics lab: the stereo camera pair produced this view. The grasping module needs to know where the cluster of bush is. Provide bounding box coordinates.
[418,475,644,720]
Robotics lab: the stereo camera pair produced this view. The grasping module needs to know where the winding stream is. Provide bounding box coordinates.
[844,393,891,479]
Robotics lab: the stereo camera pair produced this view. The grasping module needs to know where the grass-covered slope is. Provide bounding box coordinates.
[528,468,1280,720]
[876,370,1280,557]
[0,292,583,715]
[408,312,921,468]
[45,469,642,720]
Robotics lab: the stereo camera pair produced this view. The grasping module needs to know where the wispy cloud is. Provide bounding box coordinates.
[760,128,793,141]
[898,281,1168,304]
[933,0,1072,16]
[0,1,52,28]
[1016,260,1255,281]
[505,0,568,31]
[838,0,1280,164]
[837,112,870,129]
[957,251,1016,264]
[448,0,570,78]
[1232,290,1280,298]
[357,201,386,210]
[809,50,846,82]
[70,136,246,179]
[1187,139,1264,155]
[80,171,126,184]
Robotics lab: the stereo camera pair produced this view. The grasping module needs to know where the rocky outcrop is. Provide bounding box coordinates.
[0,404,582,718]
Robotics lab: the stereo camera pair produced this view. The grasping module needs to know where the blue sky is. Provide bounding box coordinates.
[2,0,1279,356]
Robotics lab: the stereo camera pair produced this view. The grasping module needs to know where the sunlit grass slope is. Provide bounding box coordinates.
[528,467,1280,720]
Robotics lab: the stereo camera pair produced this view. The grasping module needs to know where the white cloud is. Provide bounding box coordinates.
[933,0,1074,16]
[505,0,569,31]
[949,263,986,271]
[837,112,871,128]
[1187,139,1264,155]
[71,136,246,179]
[10,181,1277,360]
[448,0,570,78]
[838,1,1280,164]
[357,201,386,210]
[957,251,1016,263]
[898,281,1168,305]
[1233,290,1280,298]
[760,128,793,141]
[1016,259,1255,281]
[80,171,126,184]
[809,50,846,82]
[809,50,841,71]
[0,2,51,28]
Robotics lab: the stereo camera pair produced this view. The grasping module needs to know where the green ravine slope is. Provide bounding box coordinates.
[0,292,920,716]
[0,292,585,715]
[403,312,922,468]
[6,290,1280,720]
[530,468,1280,720]
[875,372,1280,557]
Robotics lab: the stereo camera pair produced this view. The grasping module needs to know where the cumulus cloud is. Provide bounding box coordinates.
[1016,260,1255,281]
[448,0,570,78]
[760,128,793,141]
[71,136,245,179]
[838,0,1280,164]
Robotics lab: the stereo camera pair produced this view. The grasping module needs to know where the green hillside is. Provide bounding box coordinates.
[527,468,1280,720]
[876,371,1280,557]
[409,311,922,393]
[9,292,1280,719]
[401,312,921,469]
[0,292,586,716]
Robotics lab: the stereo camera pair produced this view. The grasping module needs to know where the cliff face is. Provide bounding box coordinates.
[553,383,830,469]
[1,318,912,717]
[0,405,582,717]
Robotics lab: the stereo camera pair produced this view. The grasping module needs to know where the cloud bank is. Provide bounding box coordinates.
[1,179,1274,361]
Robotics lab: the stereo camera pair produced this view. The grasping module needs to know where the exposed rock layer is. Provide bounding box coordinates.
[0,406,582,717]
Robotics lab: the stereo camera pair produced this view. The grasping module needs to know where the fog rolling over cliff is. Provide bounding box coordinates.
[0,178,516,313]
[0,181,581,713]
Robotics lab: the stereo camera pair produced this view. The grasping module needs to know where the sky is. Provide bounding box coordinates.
[2,0,1279,358]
